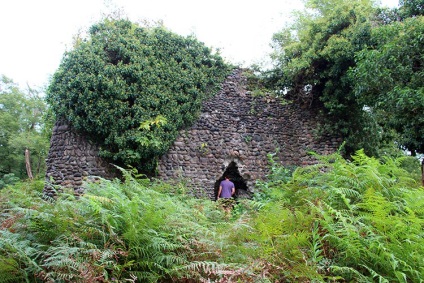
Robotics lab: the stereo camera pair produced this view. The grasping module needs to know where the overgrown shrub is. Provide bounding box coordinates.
[47,18,231,173]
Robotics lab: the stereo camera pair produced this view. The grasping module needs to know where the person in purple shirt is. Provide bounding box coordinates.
[218,176,235,200]
[217,176,235,215]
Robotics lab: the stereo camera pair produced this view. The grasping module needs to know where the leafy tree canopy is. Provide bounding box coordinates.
[269,0,424,156]
[47,19,230,173]
[0,75,50,184]
[399,0,424,18]
[269,0,378,156]
[351,15,424,154]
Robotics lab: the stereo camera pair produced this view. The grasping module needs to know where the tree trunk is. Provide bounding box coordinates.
[25,148,33,180]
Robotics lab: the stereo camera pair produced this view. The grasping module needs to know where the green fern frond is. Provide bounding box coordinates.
[330,265,370,282]
[361,264,390,283]
[155,254,187,267]
[0,257,27,283]
[180,260,223,273]
[0,230,42,276]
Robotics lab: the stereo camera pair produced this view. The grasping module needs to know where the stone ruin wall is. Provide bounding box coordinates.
[43,121,117,197]
[44,69,342,198]
[158,69,342,199]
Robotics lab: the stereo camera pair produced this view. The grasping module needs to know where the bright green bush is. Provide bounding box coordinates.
[47,18,230,173]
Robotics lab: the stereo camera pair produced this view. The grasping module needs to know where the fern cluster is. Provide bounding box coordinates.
[0,172,231,282]
[253,149,424,282]
[1,150,423,282]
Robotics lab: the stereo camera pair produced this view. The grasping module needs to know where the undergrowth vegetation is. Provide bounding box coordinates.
[1,150,423,282]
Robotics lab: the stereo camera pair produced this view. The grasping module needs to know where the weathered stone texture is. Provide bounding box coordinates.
[44,69,341,198]
[43,120,117,197]
[158,69,342,198]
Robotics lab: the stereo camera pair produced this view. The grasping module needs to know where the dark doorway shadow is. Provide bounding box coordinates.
[214,161,248,200]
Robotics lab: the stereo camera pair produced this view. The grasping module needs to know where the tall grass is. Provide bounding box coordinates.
[0,151,423,282]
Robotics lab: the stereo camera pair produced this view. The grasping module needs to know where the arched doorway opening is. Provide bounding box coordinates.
[214,161,248,200]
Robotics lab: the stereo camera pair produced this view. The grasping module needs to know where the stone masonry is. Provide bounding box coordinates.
[44,120,117,197]
[158,69,342,199]
[44,69,341,198]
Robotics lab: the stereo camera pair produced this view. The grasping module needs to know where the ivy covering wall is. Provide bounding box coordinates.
[47,19,230,173]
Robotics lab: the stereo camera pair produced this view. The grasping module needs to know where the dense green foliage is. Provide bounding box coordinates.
[399,0,424,18]
[352,15,424,154]
[1,150,422,282]
[273,151,423,282]
[2,1,423,282]
[270,0,377,155]
[47,19,230,173]
[0,76,50,186]
[268,0,424,156]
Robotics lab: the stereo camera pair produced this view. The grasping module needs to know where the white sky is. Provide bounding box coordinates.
[0,0,399,89]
